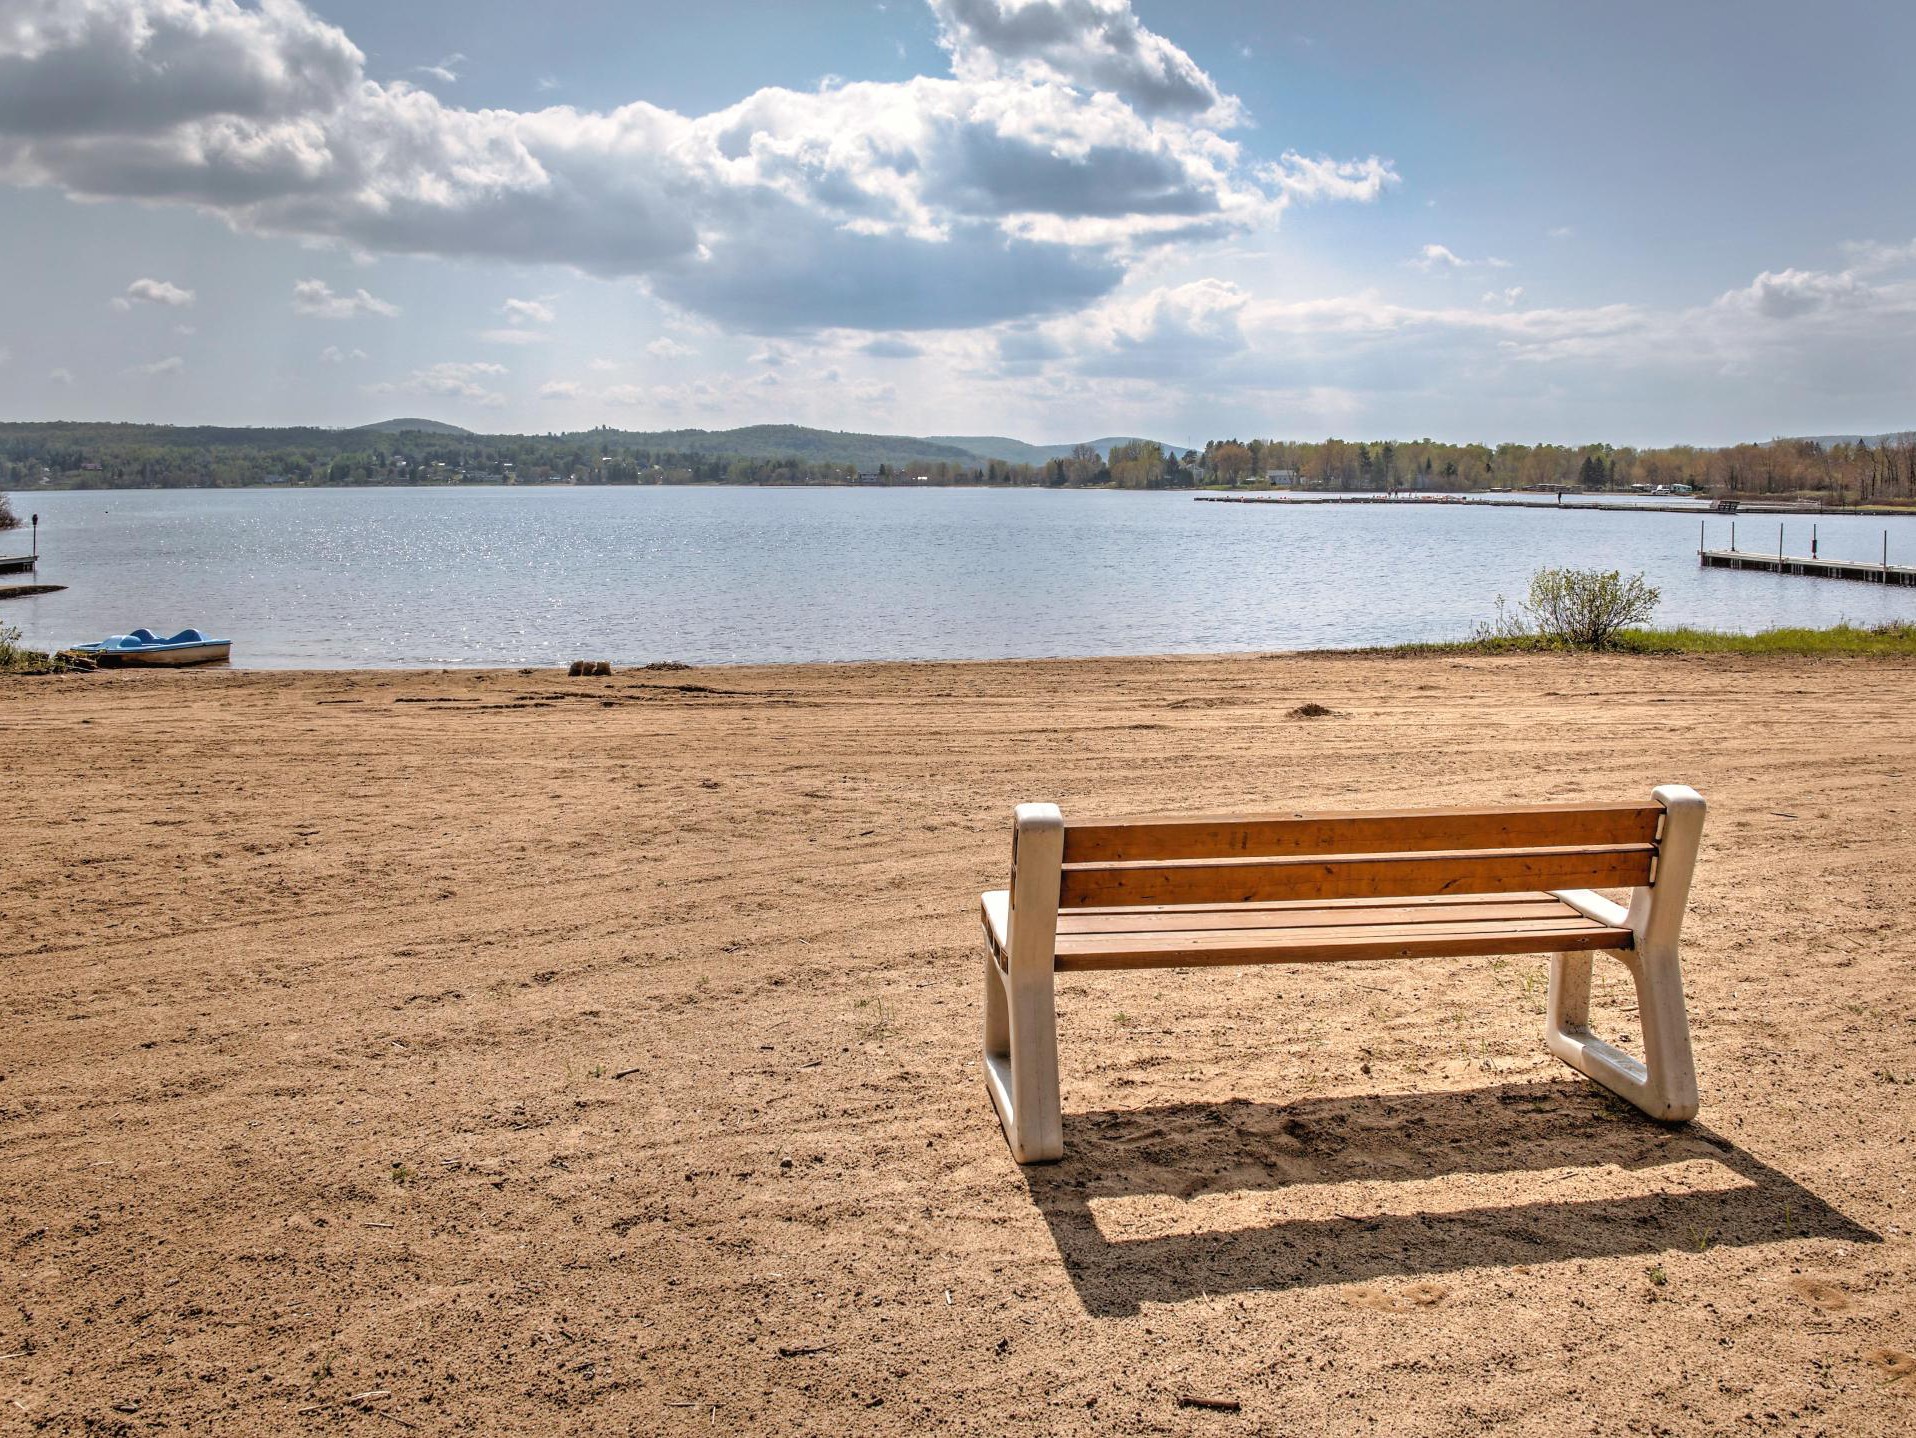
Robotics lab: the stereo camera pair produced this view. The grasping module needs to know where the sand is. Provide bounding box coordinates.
[2,652,1912,1434]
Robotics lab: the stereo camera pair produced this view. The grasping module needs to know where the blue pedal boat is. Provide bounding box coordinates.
[71,628,232,667]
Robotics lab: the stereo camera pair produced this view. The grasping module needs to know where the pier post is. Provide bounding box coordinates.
[1730,520,1736,554]
[1779,523,1784,561]
[1812,523,1818,558]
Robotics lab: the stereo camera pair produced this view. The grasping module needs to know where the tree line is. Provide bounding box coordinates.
[5,421,1913,504]
[1198,435,1916,503]
[0,424,1199,491]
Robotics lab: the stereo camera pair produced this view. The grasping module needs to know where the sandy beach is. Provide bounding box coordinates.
[2,651,1912,1434]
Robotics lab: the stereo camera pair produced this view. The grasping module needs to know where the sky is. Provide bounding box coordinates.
[0,0,1913,446]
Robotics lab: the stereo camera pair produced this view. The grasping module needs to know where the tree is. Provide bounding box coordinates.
[1210,442,1254,484]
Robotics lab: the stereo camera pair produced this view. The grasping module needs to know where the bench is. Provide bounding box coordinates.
[978,786,1706,1162]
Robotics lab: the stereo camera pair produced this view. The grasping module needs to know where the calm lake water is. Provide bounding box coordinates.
[7,486,1915,667]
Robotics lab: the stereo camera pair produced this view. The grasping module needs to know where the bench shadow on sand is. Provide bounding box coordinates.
[1022,1081,1878,1317]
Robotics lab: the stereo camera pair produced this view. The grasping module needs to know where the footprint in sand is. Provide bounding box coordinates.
[1346,1282,1449,1313]
[1788,1276,1853,1312]
[1864,1349,1914,1382]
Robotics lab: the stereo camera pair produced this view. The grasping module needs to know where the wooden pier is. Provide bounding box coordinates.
[0,553,35,575]
[1697,519,1916,585]
[1698,550,1916,586]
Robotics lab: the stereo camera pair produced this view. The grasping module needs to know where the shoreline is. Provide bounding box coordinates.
[14,478,1916,515]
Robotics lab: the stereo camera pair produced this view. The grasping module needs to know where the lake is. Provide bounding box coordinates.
[6,486,1914,667]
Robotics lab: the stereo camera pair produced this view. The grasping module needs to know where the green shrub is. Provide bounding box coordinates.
[1481,567,1661,650]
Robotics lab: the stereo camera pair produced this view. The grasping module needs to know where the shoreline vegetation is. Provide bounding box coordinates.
[10,620,1916,677]
[5,419,1915,507]
[1368,620,1916,659]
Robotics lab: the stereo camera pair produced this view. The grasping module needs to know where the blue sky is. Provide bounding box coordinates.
[1,0,1912,445]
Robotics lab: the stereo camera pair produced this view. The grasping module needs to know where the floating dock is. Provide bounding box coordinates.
[1698,550,1916,586]
[0,553,35,575]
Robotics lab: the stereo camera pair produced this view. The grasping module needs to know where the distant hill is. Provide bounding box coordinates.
[928,434,1184,465]
[1779,431,1915,448]
[352,417,473,436]
[571,424,983,468]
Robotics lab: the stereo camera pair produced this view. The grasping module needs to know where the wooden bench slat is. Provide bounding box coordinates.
[1061,802,1662,864]
[1059,843,1656,909]
[1056,913,1621,954]
[1053,922,1632,971]
[1058,897,1587,935]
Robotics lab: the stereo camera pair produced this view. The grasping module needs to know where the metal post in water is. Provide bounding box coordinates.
[1779,522,1785,561]
[1812,523,1818,558]
[30,513,37,559]
[1731,520,1736,553]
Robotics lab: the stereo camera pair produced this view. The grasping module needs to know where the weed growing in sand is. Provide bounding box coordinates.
[390,1161,415,1186]
[854,995,895,1042]
[1687,1224,1715,1253]
[1645,1263,1668,1287]
[311,1351,334,1386]
[1114,1011,1133,1027]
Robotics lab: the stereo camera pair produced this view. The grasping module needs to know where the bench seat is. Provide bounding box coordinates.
[982,889,1632,971]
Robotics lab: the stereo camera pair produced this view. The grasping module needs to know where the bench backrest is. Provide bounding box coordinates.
[1040,801,1665,909]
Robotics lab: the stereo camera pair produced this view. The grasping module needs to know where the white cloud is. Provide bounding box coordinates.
[131,354,183,374]
[930,0,1237,122]
[1410,244,1468,271]
[319,344,367,363]
[1720,266,1872,320]
[587,357,621,371]
[539,379,584,399]
[1546,225,1574,239]
[1482,286,1524,306]
[111,276,194,309]
[414,52,465,85]
[367,360,507,407]
[49,365,73,383]
[601,383,648,406]
[645,337,694,358]
[0,0,1387,335]
[477,327,550,345]
[1842,236,1916,274]
[292,278,398,318]
[502,297,554,325]
[1263,152,1396,205]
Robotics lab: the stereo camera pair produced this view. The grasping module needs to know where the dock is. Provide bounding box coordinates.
[1697,519,1916,585]
[1699,550,1916,586]
[0,553,35,575]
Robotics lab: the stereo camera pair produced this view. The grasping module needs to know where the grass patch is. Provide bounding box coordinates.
[0,621,72,674]
[1367,620,1916,658]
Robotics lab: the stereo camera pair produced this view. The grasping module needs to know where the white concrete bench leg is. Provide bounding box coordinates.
[982,804,1064,1163]
[1545,784,1705,1122]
